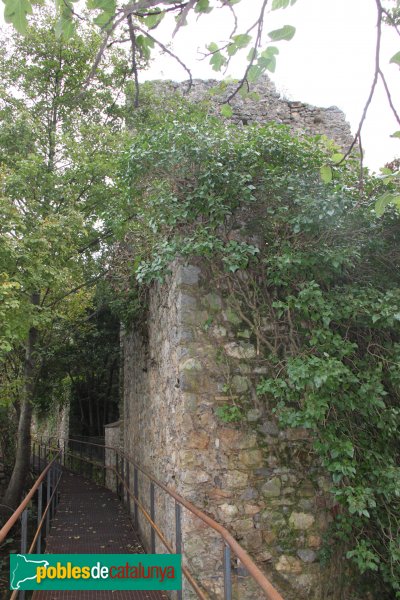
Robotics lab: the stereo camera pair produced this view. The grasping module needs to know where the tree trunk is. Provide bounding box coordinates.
[2,294,39,513]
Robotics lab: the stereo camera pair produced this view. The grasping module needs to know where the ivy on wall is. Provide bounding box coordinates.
[114,91,400,598]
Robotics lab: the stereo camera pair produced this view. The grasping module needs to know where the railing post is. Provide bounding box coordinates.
[21,509,28,553]
[150,482,155,553]
[80,441,83,473]
[102,445,106,487]
[51,465,56,517]
[175,502,182,600]
[223,543,232,600]
[133,467,138,530]
[115,450,119,497]
[121,454,125,502]
[37,482,43,553]
[89,443,93,481]
[46,469,51,537]
[126,461,130,514]
[20,508,28,600]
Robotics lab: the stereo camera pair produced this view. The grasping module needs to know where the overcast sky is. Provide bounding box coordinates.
[142,0,400,172]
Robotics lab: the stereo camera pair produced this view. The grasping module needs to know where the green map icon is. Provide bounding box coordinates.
[10,554,49,590]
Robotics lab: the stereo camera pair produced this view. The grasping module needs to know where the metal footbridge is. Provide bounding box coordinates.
[0,439,284,600]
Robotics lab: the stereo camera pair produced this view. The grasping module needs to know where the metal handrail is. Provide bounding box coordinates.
[0,449,61,543]
[1,446,62,600]
[59,436,284,600]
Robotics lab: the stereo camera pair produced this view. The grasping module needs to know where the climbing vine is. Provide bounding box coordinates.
[116,91,400,597]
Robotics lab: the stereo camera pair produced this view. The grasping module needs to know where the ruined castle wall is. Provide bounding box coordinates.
[150,76,353,150]
[122,80,351,599]
[123,261,334,600]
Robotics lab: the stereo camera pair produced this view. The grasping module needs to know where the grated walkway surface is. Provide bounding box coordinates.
[32,470,169,600]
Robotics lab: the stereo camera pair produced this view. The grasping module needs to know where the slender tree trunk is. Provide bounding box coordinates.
[2,293,39,512]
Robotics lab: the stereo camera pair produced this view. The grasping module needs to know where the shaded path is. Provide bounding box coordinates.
[32,470,169,600]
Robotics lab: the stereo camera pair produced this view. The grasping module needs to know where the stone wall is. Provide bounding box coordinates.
[122,80,352,599]
[148,76,353,151]
[105,420,123,492]
[32,397,70,447]
[123,260,335,600]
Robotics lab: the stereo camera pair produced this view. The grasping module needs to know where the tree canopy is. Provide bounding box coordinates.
[0,14,129,508]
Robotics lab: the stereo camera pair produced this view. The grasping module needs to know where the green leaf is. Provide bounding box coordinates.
[195,0,211,13]
[375,193,400,216]
[247,65,262,82]
[210,51,226,71]
[331,153,344,164]
[268,24,296,41]
[227,43,238,57]
[220,104,233,118]
[86,0,114,9]
[93,11,113,28]
[232,33,252,48]
[390,51,400,65]
[272,0,297,9]
[207,42,219,53]
[390,131,400,138]
[320,165,333,184]
[143,11,164,28]
[247,47,257,61]
[54,5,76,39]
[257,46,279,73]
[3,0,33,34]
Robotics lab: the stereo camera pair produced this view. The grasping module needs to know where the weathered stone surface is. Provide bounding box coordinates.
[176,265,201,286]
[231,374,249,393]
[181,469,211,485]
[307,535,322,548]
[224,341,257,359]
[244,504,262,515]
[218,503,239,520]
[218,428,257,450]
[289,512,315,530]
[240,487,259,501]
[259,420,279,436]
[180,357,202,371]
[224,307,242,325]
[298,481,316,497]
[262,477,282,497]
[297,549,317,563]
[203,292,223,311]
[223,470,249,488]
[257,550,273,562]
[239,449,264,467]
[275,555,303,574]
[186,431,210,449]
[247,408,262,422]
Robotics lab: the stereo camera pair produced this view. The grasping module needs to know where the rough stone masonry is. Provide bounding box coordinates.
[122,77,353,600]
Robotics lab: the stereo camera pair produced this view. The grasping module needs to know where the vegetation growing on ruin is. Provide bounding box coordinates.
[118,96,400,598]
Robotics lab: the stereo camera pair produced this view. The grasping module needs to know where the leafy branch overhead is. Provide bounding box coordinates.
[2,0,300,101]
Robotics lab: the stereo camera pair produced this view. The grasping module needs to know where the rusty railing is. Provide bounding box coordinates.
[54,436,284,600]
[0,444,62,599]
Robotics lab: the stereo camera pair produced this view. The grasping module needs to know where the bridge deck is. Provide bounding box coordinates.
[32,469,168,600]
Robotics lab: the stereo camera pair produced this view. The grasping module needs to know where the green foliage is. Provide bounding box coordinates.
[120,92,400,596]
[1,0,298,89]
[268,24,296,41]
[0,15,129,414]
[216,404,244,422]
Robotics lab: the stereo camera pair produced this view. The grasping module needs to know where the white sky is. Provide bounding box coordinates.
[142,0,400,172]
